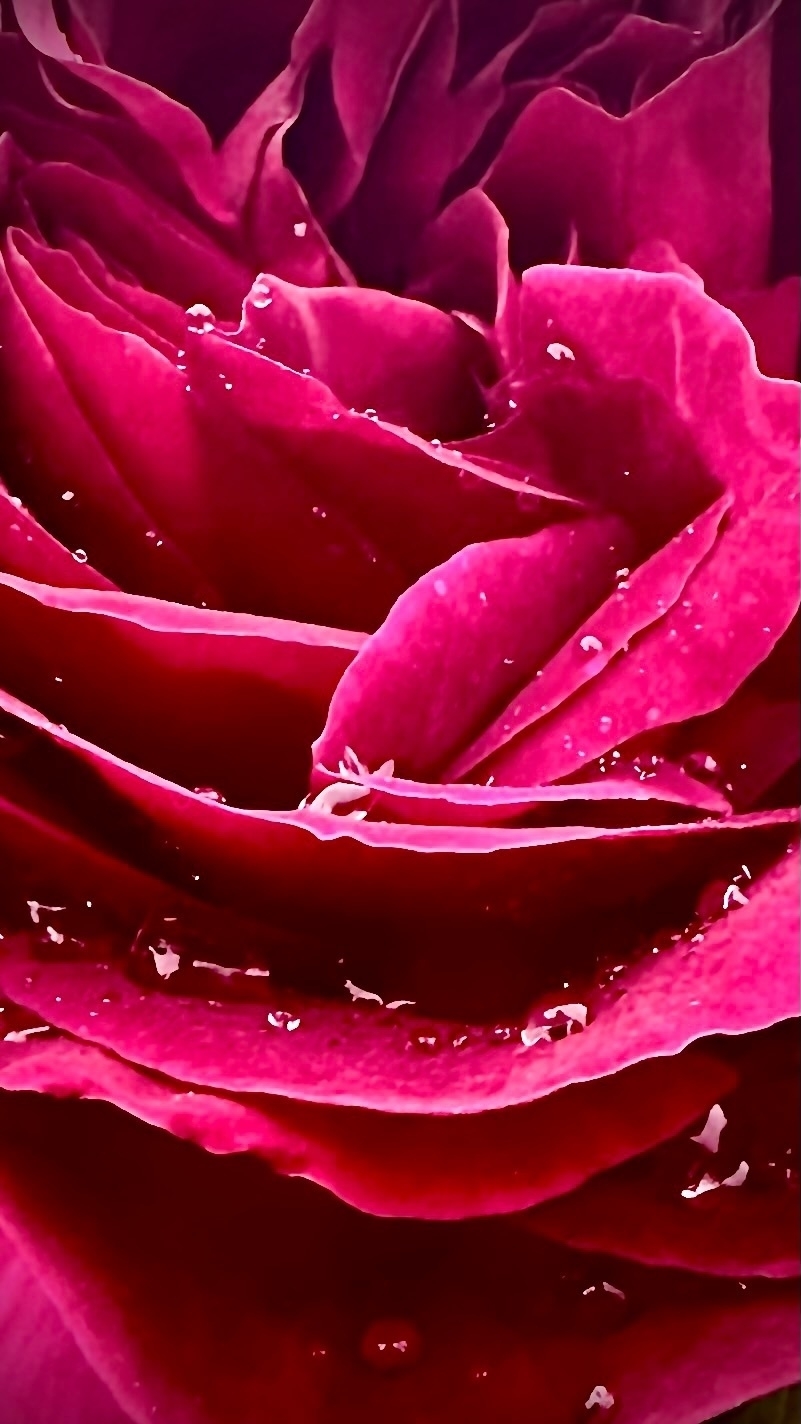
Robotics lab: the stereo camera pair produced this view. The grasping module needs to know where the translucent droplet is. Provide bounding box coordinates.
[72,548,88,564]
[546,342,575,361]
[267,1010,301,1031]
[598,714,613,733]
[186,302,215,334]
[359,1318,422,1371]
[645,707,661,724]
[293,221,307,237]
[579,634,603,654]
[61,490,75,502]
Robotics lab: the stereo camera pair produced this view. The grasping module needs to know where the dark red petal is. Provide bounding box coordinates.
[0,575,361,808]
[725,278,801,380]
[0,1030,735,1221]
[0,485,114,588]
[0,1092,797,1424]
[527,1022,801,1279]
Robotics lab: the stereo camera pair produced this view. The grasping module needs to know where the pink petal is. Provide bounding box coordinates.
[0,1226,130,1424]
[0,839,796,1112]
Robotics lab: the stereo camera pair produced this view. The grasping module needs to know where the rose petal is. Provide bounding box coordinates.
[0,1032,736,1221]
[0,235,219,603]
[0,1225,130,1424]
[232,273,487,440]
[315,515,634,780]
[0,484,114,589]
[0,840,796,1112]
[485,12,774,291]
[0,574,362,808]
[528,1022,800,1279]
[0,1092,797,1424]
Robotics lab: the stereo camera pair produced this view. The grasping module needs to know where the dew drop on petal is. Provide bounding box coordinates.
[186,302,215,334]
[72,548,88,564]
[546,342,575,361]
[585,1384,615,1411]
[690,1103,727,1154]
[293,221,307,237]
[267,1010,301,1031]
[359,1318,422,1372]
[579,634,604,654]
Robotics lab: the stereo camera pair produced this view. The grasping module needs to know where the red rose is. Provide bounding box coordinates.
[0,3,798,1421]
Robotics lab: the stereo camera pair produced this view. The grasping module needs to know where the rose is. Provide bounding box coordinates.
[0,2,799,1422]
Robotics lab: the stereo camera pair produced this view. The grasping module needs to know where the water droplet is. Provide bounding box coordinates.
[186,302,215,334]
[585,1384,615,1411]
[293,221,307,237]
[579,634,603,654]
[690,1103,727,1153]
[192,787,227,804]
[61,490,74,501]
[360,1318,422,1372]
[72,548,88,564]
[267,1010,301,1031]
[546,342,575,361]
[645,707,661,725]
[508,398,518,410]
[598,715,613,733]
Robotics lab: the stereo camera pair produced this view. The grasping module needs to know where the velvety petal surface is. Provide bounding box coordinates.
[0,1092,798,1424]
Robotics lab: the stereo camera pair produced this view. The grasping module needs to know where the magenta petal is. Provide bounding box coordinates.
[448,496,729,782]
[315,514,633,780]
[1,840,796,1112]
[232,274,486,440]
[725,277,801,379]
[310,765,730,829]
[0,239,216,603]
[0,1227,130,1424]
[0,1092,797,1424]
